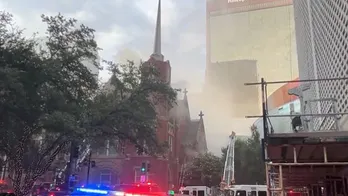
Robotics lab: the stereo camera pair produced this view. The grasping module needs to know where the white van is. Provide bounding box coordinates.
[224,185,267,196]
[179,186,211,196]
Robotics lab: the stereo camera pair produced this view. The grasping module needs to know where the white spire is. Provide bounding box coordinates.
[151,0,164,61]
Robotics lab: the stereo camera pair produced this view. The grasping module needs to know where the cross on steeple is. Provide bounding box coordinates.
[183,88,188,96]
[199,111,204,118]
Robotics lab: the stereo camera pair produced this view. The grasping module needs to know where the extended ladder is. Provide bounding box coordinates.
[179,157,187,187]
[221,131,236,189]
[57,142,91,179]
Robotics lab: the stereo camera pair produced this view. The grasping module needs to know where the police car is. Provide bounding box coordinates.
[72,183,166,196]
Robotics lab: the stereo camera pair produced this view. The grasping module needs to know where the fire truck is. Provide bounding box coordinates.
[179,186,212,196]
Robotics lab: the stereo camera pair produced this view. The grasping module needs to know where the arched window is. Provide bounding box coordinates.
[100,169,111,185]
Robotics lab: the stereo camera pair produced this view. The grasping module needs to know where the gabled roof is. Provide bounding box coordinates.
[183,119,200,145]
[169,96,190,120]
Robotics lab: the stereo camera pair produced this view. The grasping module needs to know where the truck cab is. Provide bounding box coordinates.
[224,185,267,196]
[179,186,211,196]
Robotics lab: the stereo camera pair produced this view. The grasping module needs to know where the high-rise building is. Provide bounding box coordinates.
[293,0,348,130]
[206,60,259,118]
[205,0,298,118]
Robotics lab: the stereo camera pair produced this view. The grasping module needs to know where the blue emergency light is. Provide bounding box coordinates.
[76,187,108,194]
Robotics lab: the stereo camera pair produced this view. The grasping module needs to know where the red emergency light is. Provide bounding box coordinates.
[287,190,301,196]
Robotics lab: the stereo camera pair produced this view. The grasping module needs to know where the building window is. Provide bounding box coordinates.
[100,169,111,185]
[96,140,118,156]
[107,140,118,155]
[168,135,173,152]
[96,141,107,155]
[134,168,145,183]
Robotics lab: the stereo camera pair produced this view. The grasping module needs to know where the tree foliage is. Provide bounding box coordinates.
[0,12,100,195]
[221,126,265,185]
[86,61,177,154]
[0,11,177,196]
[185,153,224,187]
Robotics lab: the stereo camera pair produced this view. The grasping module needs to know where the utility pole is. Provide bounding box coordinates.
[66,141,79,189]
[86,151,92,185]
[261,78,269,139]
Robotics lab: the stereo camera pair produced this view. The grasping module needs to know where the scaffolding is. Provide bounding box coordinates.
[245,77,348,196]
[266,136,348,196]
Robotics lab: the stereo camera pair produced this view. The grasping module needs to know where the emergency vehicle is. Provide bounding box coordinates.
[223,185,266,196]
[71,182,166,196]
[179,186,211,196]
[0,180,13,194]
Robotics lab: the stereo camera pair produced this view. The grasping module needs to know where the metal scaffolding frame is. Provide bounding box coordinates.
[244,77,348,196]
[244,77,348,139]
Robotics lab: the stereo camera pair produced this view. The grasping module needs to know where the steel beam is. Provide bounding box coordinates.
[268,162,348,166]
[245,77,348,86]
[267,130,348,137]
[246,112,348,118]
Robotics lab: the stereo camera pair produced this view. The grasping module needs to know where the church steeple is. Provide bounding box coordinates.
[151,0,164,61]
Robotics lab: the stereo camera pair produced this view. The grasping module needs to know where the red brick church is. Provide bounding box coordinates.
[76,0,208,192]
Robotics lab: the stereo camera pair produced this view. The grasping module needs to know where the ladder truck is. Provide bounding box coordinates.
[220,132,266,196]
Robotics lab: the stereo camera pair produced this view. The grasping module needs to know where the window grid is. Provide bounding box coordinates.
[294,0,348,130]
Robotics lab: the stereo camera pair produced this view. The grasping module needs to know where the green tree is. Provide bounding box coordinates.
[0,12,100,195]
[87,60,177,154]
[0,11,177,196]
[186,153,224,187]
[221,126,265,184]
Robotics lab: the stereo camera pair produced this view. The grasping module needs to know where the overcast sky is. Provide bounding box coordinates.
[0,0,206,90]
[0,0,234,153]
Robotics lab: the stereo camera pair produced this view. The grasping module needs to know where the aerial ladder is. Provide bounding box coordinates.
[220,131,236,190]
[56,141,92,184]
[179,157,187,188]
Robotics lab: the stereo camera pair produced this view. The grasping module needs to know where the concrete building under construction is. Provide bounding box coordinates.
[205,0,298,117]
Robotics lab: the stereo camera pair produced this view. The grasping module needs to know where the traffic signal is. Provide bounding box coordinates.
[141,162,146,173]
[91,161,96,168]
[147,163,151,172]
